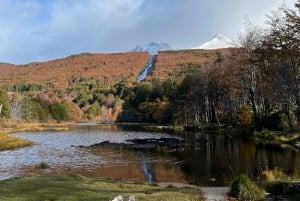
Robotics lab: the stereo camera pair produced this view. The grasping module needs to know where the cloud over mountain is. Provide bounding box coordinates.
[0,0,294,64]
[132,42,172,55]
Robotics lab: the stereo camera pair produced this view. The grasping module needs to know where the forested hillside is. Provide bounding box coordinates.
[0,49,224,122]
[0,52,150,89]
[0,1,299,133]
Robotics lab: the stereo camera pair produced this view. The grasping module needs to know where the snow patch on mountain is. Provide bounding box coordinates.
[192,34,237,50]
[132,42,172,55]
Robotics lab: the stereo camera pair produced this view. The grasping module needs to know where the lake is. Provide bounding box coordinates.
[0,123,299,186]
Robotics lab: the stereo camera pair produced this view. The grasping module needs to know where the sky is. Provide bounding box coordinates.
[0,0,296,64]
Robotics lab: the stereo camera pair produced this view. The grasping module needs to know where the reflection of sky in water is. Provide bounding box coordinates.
[0,126,173,180]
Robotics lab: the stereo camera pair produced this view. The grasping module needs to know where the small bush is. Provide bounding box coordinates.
[35,161,49,169]
[230,174,266,201]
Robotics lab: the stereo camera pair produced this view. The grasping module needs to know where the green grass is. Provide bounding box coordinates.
[0,175,201,201]
[230,174,266,201]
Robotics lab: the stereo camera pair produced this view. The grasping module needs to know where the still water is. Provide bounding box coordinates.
[0,123,299,186]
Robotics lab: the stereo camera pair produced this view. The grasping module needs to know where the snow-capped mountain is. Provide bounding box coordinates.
[192,34,237,50]
[132,42,172,55]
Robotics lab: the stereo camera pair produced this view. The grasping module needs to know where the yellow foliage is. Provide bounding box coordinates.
[0,131,32,151]
[262,169,289,181]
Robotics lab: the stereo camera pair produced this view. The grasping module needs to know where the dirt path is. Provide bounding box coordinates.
[158,182,229,201]
[200,187,229,201]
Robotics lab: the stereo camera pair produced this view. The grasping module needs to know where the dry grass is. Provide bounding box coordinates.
[262,169,290,182]
[0,121,76,151]
[0,131,32,151]
[2,122,73,134]
[277,134,300,144]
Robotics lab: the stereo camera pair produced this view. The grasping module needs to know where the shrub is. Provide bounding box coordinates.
[35,161,49,169]
[87,103,101,119]
[22,98,48,121]
[50,101,69,121]
[230,174,266,201]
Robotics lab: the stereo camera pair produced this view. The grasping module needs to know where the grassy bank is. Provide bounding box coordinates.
[258,170,300,201]
[0,121,76,151]
[2,122,74,133]
[0,175,201,201]
[253,130,300,148]
[0,131,32,151]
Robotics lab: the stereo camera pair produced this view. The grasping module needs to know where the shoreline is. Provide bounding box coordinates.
[2,120,300,151]
[0,122,77,151]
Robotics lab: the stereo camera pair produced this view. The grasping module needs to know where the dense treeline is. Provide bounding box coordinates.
[0,78,125,122]
[119,1,300,131]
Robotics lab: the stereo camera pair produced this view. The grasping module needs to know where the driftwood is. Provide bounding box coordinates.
[82,137,186,152]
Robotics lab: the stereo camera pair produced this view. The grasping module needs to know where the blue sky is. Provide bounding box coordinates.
[0,0,295,64]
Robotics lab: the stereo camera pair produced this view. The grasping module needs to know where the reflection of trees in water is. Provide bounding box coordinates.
[254,145,299,176]
[176,132,300,185]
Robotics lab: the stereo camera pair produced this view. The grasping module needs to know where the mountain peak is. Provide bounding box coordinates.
[131,42,172,55]
[192,34,237,50]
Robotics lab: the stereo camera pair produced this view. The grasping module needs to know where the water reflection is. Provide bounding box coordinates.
[176,132,300,185]
[0,124,187,184]
[0,124,299,186]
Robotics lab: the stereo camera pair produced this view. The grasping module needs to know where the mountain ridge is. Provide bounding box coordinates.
[131,42,173,55]
[192,34,237,50]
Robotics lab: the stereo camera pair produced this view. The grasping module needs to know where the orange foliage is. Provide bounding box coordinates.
[153,49,233,81]
[0,53,149,89]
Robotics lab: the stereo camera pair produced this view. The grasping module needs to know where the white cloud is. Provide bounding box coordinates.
[0,0,297,64]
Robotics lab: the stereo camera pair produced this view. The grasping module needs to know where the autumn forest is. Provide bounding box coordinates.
[0,2,299,135]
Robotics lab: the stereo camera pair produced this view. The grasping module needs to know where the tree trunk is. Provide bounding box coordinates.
[249,88,258,120]
[284,104,295,132]
[0,104,2,115]
[211,103,221,126]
